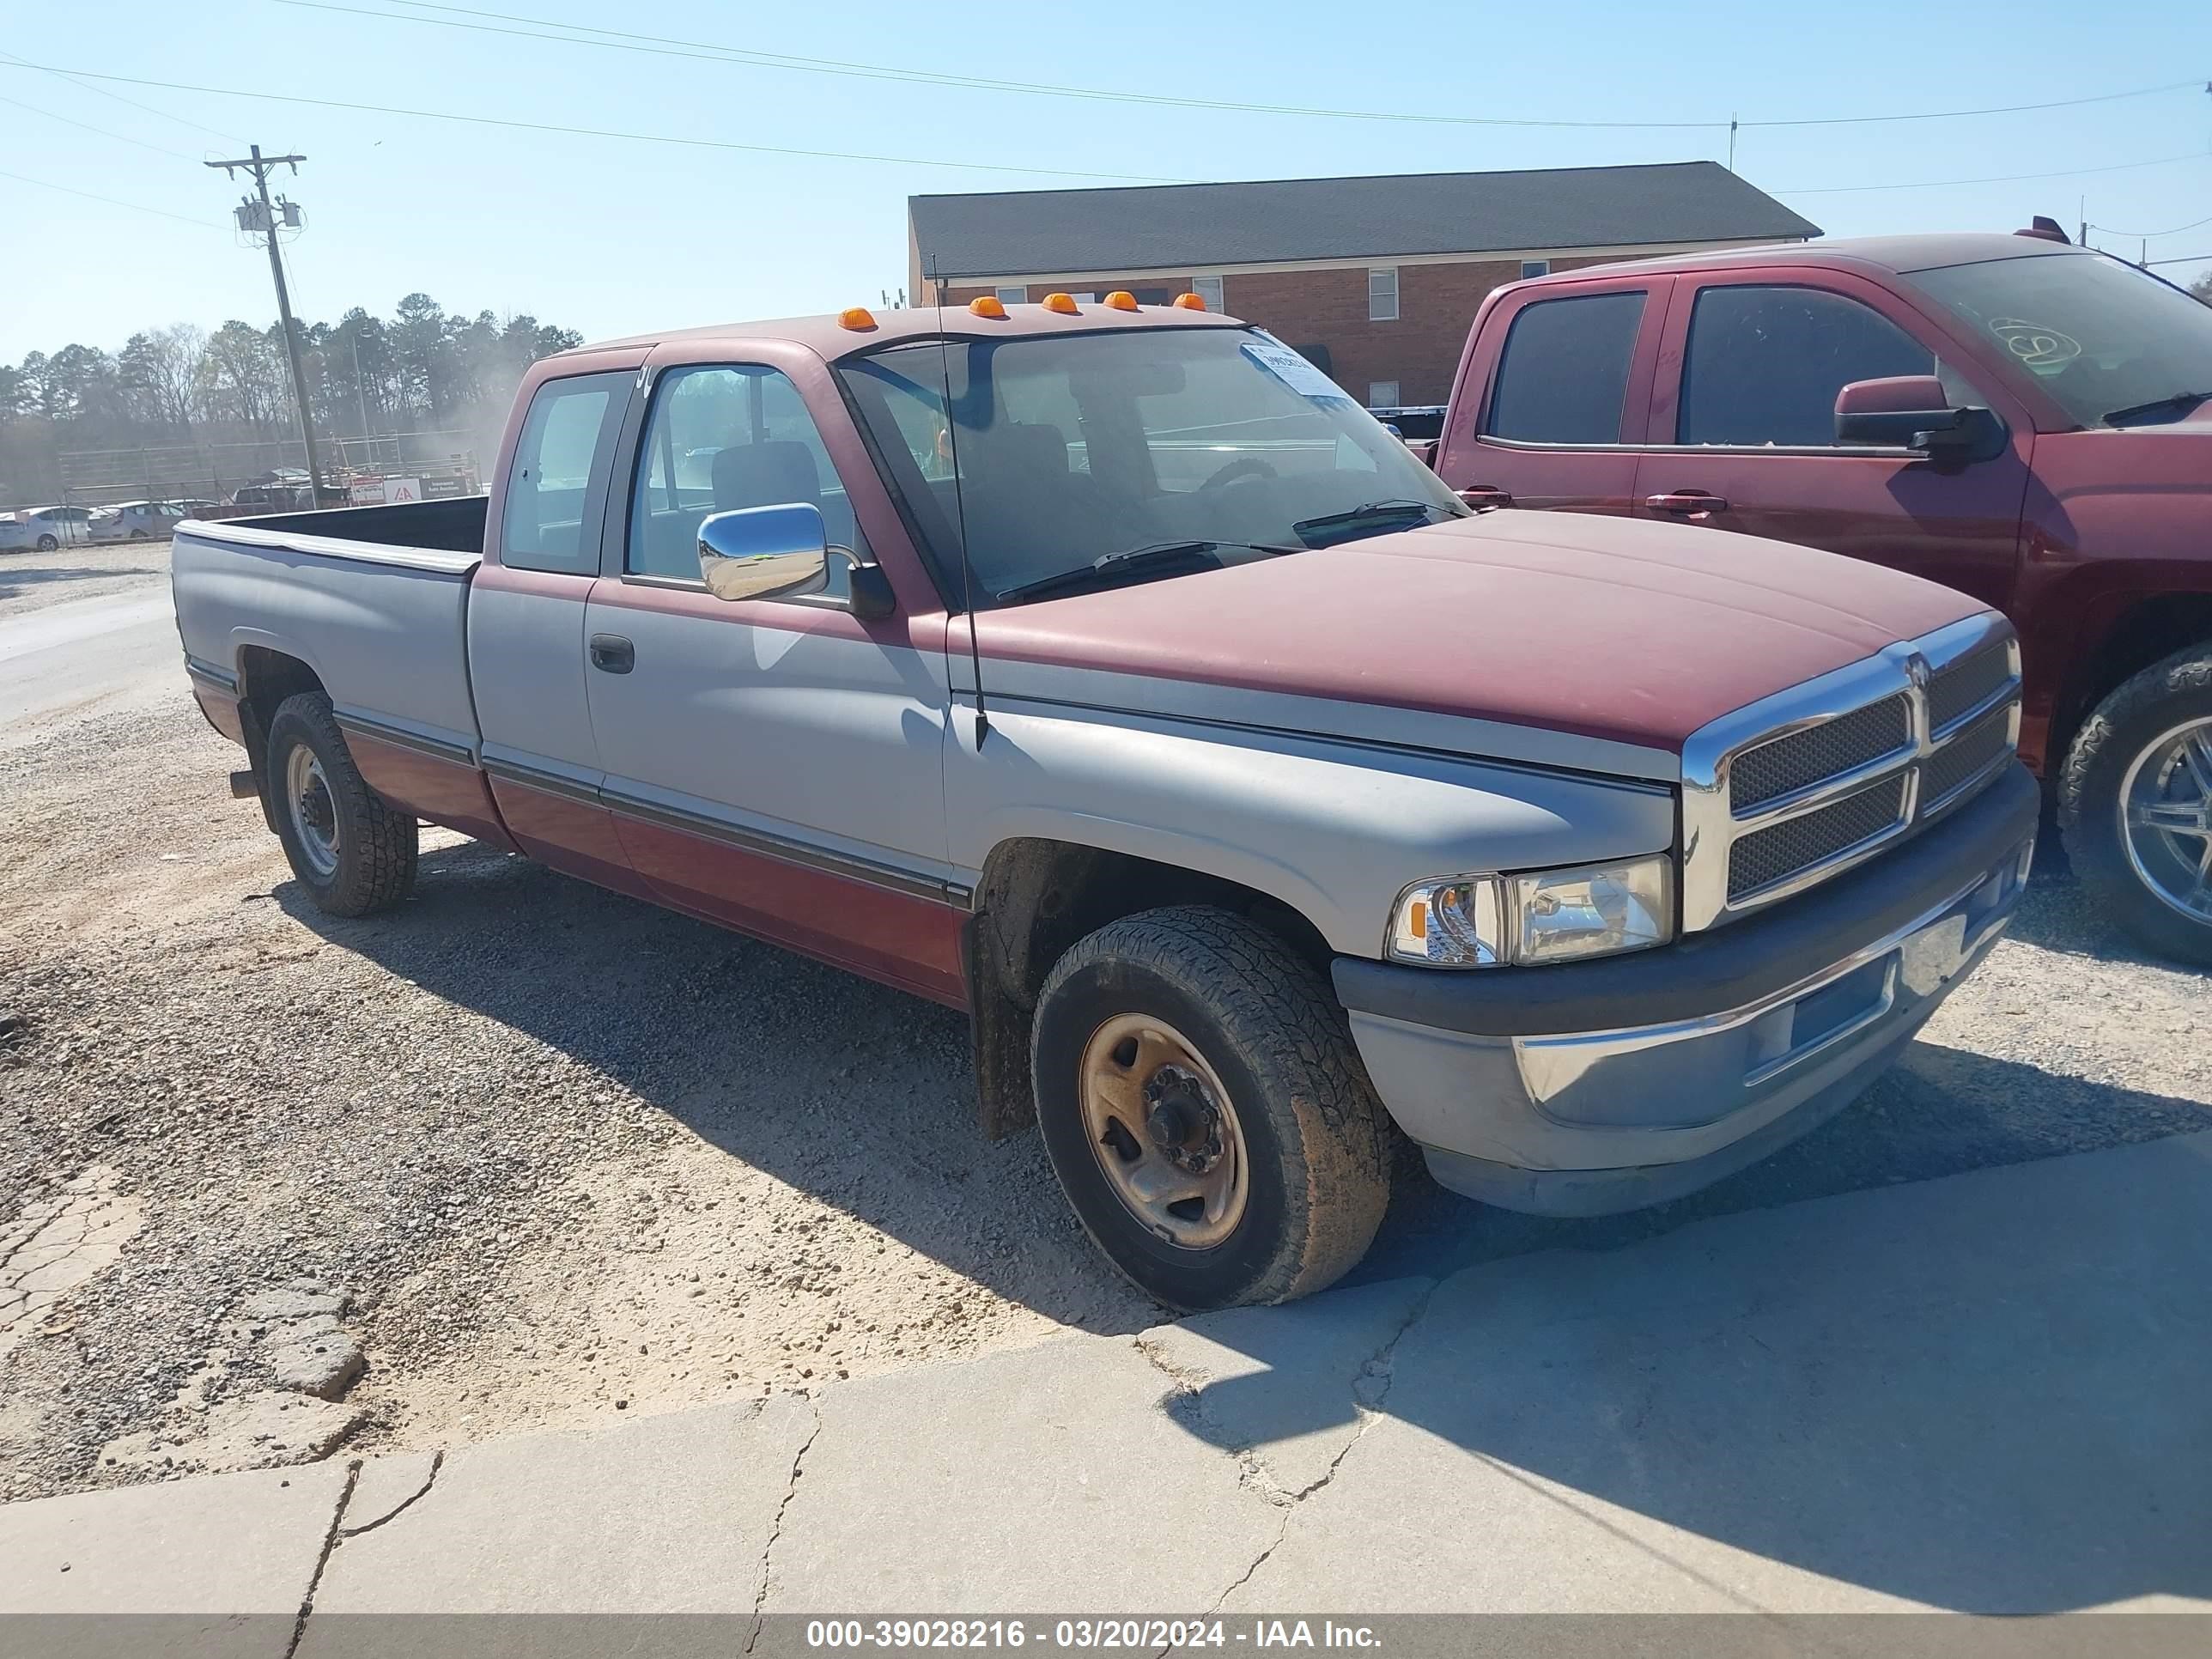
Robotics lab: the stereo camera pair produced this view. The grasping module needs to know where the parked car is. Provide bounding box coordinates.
[171,297,2034,1308]
[91,500,189,541]
[0,504,102,551]
[1431,231,2212,964]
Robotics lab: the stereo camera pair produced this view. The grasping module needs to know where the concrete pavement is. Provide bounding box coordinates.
[0,587,179,740]
[3,1132,2208,1649]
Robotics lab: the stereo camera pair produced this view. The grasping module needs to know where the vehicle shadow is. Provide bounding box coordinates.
[0,563,162,605]
[275,838,1158,1337]
[1177,1052,2212,1613]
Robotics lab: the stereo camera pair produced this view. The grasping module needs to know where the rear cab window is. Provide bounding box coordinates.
[1482,290,1650,445]
[501,370,631,574]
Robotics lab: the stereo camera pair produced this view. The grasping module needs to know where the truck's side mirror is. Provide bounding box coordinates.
[697,502,896,620]
[1834,377,2004,469]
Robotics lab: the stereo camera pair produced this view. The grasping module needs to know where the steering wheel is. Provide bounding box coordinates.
[1198,457,1279,492]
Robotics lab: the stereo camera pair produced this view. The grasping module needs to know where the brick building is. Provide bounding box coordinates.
[908,162,1819,407]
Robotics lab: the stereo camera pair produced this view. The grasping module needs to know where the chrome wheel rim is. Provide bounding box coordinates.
[285,744,341,879]
[1079,1013,1249,1250]
[2119,716,2212,923]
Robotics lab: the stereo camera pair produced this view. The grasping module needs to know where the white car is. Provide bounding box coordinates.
[89,501,186,542]
[0,504,98,552]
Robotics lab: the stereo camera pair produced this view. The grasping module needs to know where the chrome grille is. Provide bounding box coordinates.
[1928,641,2012,732]
[1922,703,2014,815]
[1681,614,2023,932]
[1729,778,1909,901]
[1729,694,1913,812]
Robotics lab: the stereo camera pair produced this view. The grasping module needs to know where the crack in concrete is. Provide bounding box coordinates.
[744,1400,823,1655]
[283,1458,362,1659]
[337,1449,445,1538]
[1149,1279,1443,1638]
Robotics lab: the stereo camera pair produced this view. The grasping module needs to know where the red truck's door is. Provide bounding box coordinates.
[1635,272,2033,616]
[1434,276,1674,514]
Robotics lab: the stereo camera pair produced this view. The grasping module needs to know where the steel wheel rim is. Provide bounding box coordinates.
[1078,1013,1249,1250]
[285,744,342,879]
[2118,715,2212,923]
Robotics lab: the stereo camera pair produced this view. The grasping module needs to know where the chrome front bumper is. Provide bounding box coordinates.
[1346,834,2034,1218]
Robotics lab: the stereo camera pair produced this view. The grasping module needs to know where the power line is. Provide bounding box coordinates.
[207,145,328,500]
[289,1,2206,134]
[0,164,223,229]
[0,89,203,161]
[2089,210,2212,239]
[0,46,245,145]
[1778,149,2212,194]
[0,60,1188,183]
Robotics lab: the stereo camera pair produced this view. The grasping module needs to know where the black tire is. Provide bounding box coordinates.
[35,534,58,553]
[2057,645,2212,967]
[264,692,419,917]
[1031,906,1391,1311]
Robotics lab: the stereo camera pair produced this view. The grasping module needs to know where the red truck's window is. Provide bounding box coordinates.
[502,372,629,574]
[1679,287,1931,448]
[627,364,866,591]
[1486,292,1646,445]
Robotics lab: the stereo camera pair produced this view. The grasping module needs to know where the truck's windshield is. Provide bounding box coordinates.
[1906,252,2212,429]
[836,326,1465,605]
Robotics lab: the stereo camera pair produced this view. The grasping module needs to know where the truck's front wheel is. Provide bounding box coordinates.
[265,692,419,917]
[2059,646,2212,967]
[1032,906,1391,1311]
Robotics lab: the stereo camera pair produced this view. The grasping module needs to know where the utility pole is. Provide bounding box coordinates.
[207,144,326,502]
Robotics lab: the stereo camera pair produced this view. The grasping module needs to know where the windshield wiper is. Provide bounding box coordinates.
[995,539,1300,605]
[2102,390,2212,428]
[1291,499,1459,543]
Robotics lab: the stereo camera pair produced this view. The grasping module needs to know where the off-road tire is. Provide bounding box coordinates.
[265,692,419,917]
[1032,905,1392,1310]
[2057,645,2212,967]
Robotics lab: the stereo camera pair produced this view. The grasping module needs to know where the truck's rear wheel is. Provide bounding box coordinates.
[2058,646,2212,967]
[265,692,418,917]
[1031,906,1390,1311]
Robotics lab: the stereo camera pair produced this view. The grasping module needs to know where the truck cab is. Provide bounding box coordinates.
[1437,234,2212,963]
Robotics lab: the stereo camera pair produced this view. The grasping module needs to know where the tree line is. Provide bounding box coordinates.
[0,295,584,503]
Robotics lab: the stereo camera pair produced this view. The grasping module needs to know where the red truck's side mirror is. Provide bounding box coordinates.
[1405,438,1438,470]
[1834,377,2004,468]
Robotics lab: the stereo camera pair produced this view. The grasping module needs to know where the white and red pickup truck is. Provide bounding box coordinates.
[172,295,2037,1309]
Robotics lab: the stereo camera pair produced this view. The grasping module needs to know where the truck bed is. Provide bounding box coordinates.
[172,499,487,766]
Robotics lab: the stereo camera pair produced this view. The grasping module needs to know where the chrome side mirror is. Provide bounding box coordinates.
[698,502,830,602]
[696,502,897,621]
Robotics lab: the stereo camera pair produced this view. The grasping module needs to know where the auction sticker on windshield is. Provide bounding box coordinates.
[1241,332,1358,406]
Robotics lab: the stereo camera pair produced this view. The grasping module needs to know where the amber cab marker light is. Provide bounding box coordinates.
[1172,291,1206,311]
[1103,290,1139,312]
[837,306,878,331]
[1042,291,1081,315]
[968,295,1008,319]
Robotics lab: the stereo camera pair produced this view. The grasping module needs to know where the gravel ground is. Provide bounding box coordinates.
[0,537,173,623]
[1,540,2207,1502]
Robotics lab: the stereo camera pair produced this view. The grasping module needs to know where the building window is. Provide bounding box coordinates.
[1367,381,1400,410]
[1191,274,1224,313]
[1521,259,1551,279]
[994,285,1027,306]
[1368,267,1399,322]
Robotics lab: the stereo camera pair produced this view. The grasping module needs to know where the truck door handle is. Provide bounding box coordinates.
[589,634,635,674]
[1456,484,1514,509]
[1645,490,1729,517]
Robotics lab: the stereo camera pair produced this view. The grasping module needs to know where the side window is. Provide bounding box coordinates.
[1485,290,1648,444]
[626,364,866,595]
[501,371,628,574]
[1680,286,1935,447]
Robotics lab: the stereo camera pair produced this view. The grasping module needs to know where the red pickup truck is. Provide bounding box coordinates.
[1433,232,2212,964]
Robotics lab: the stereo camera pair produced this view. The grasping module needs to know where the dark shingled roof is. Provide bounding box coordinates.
[910,161,1821,279]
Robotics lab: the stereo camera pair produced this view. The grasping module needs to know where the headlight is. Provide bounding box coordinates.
[1389,855,1674,969]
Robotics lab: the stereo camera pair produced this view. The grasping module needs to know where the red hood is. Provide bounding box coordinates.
[971,511,1985,754]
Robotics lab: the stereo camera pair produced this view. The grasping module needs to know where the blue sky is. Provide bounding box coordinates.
[3,0,2207,360]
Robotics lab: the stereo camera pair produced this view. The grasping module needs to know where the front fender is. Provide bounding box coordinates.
[948,702,1675,957]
